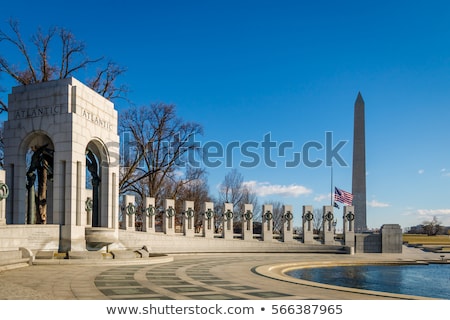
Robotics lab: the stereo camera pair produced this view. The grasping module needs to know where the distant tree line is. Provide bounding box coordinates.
[406,216,448,236]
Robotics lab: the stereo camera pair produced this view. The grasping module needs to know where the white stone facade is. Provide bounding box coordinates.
[3,78,119,251]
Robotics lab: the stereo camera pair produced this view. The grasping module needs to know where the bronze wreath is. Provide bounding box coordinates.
[304,212,314,221]
[146,205,156,217]
[325,211,334,221]
[284,211,294,221]
[244,210,253,221]
[0,183,9,200]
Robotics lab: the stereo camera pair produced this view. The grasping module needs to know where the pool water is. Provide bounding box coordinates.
[286,264,450,299]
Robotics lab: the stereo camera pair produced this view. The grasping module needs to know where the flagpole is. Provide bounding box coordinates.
[330,164,333,206]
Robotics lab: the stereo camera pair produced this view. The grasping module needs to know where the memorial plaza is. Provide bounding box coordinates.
[0,78,446,302]
[0,246,444,300]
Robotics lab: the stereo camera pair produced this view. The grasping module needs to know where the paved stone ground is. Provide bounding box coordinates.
[0,247,446,300]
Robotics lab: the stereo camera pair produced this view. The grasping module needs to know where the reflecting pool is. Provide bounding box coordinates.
[287,264,450,299]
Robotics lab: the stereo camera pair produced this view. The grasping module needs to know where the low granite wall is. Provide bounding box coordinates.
[0,225,60,252]
[116,230,346,254]
[355,224,402,253]
[355,233,382,253]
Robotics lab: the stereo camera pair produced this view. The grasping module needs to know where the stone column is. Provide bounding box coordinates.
[202,202,215,238]
[0,170,8,225]
[282,205,294,242]
[183,200,195,237]
[242,204,254,240]
[142,197,156,233]
[262,204,274,242]
[163,199,176,235]
[343,205,355,247]
[322,205,335,245]
[302,205,314,244]
[222,203,234,240]
[121,194,136,231]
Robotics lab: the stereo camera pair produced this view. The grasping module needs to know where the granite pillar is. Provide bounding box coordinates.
[302,205,314,244]
[222,203,234,240]
[0,170,7,225]
[262,204,274,242]
[163,199,176,235]
[183,200,195,237]
[282,205,294,242]
[202,201,215,238]
[323,205,335,245]
[142,197,156,233]
[343,205,355,247]
[242,204,254,240]
[121,194,135,231]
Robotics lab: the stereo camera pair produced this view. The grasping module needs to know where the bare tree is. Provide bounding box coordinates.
[218,169,244,211]
[216,169,259,232]
[267,201,284,233]
[0,19,126,113]
[313,208,323,234]
[131,166,211,232]
[119,103,204,207]
[0,122,4,167]
[241,183,260,219]
[423,216,443,236]
[217,169,259,212]
[174,167,213,231]
[87,61,127,100]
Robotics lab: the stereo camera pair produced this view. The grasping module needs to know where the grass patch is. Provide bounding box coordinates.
[403,234,450,245]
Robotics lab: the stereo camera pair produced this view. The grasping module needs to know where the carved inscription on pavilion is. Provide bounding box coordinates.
[77,107,113,131]
[13,105,64,120]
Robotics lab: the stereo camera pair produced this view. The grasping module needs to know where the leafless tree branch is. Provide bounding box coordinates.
[0,19,127,110]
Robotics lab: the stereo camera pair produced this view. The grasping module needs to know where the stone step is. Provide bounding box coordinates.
[110,250,140,259]
[0,258,29,271]
[67,251,105,260]
[0,249,31,271]
[35,251,56,259]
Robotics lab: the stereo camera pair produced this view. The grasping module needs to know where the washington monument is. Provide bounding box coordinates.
[352,92,367,231]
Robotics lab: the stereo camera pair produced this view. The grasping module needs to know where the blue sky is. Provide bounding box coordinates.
[2,0,450,230]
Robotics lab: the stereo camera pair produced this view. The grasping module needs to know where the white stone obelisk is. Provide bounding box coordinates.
[352,93,367,232]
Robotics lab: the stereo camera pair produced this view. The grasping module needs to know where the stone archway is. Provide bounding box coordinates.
[86,140,109,228]
[4,78,120,251]
[24,133,55,224]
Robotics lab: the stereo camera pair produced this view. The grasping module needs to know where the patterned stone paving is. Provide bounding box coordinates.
[1,249,439,300]
[94,256,297,300]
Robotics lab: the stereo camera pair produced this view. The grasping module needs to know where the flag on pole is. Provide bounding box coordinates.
[334,187,353,206]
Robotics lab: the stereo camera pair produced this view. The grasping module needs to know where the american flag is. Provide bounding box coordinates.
[334,187,353,206]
